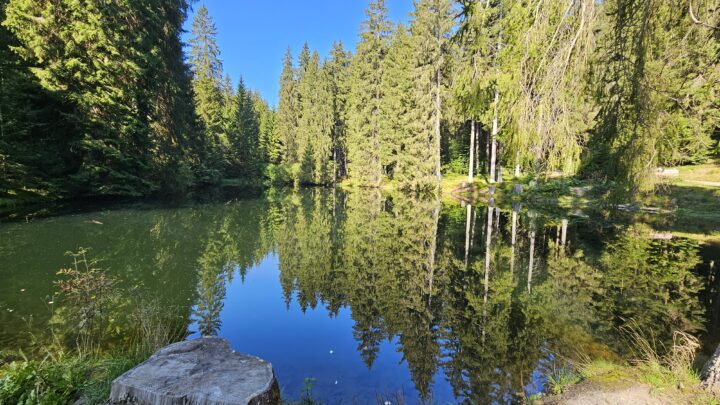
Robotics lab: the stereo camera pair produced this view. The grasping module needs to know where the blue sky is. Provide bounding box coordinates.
[183,1,414,107]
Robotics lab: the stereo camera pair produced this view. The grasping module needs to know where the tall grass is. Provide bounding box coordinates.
[0,249,187,404]
[544,325,718,403]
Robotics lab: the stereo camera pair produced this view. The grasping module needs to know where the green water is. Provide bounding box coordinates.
[0,188,718,403]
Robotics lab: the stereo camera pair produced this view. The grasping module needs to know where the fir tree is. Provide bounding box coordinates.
[408,0,454,190]
[325,41,352,182]
[380,25,414,181]
[189,5,226,177]
[346,0,393,187]
[274,48,299,164]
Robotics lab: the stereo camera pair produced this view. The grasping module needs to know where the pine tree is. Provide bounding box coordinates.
[297,50,333,184]
[231,78,261,177]
[189,5,226,178]
[324,41,351,182]
[274,48,299,164]
[346,0,392,187]
[4,0,199,196]
[408,0,454,190]
[253,92,279,164]
[380,24,414,182]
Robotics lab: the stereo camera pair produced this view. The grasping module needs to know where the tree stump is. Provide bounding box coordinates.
[701,344,720,392]
[108,337,279,405]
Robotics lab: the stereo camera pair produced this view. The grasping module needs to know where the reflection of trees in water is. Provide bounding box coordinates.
[160,189,706,402]
[268,192,706,402]
[192,201,269,336]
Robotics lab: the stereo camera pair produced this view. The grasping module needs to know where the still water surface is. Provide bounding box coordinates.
[0,189,718,404]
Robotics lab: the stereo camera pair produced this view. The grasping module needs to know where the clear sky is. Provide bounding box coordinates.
[182,1,414,108]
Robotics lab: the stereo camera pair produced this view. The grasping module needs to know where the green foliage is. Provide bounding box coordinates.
[0,354,93,405]
[345,0,392,187]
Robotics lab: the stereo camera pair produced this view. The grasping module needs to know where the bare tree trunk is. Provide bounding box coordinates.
[464,204,472,266]
[482,203,494,342]
[427,203,440,306]
[561,219,568,247]
[468,120,475,183]
[489,87,499,183]
[475,122,480,176]
[528,229,536,293]
[435,68,442,179]
[510,204,518,274]
[514,151,520,178]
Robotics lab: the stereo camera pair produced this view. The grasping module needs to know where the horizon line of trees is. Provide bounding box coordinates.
[272,0,719,196]
[1,0,718,203]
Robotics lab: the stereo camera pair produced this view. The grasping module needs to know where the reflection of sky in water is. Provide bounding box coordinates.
[3,192,714,404]
[190,253,546,404]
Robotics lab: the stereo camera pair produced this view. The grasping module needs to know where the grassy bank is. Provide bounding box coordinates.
[0,249,186,404]
[537,332,719,404]
[443,160,720,244]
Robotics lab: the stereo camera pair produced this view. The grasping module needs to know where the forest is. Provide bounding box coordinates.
[0,0,718,203]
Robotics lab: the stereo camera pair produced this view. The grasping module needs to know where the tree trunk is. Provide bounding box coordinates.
[561,219,568,247]
[528,229,536,293]
[482,204,494,342]
[435,68,442,179]
[427,204,440,306]
[468,120,475,183]
[475,122,480,176]
[489,87,499,183]
[510,204,518,274]
[465,204,472,266]
[514,151,521,178]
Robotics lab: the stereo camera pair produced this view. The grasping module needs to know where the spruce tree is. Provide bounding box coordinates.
[189,5,226,178]
[380,24,414,182]
[408,0,454,190]
[231,78,261,177]
[325,41,351,182]
[274,48,299,164]
[346,0,392,187]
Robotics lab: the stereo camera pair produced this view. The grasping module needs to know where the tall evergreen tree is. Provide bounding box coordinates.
[325,41,351,182]
[408,0,455,190]
[346,0,392,187]
[380,24,414,181]
[230,78,261,177]
[4,0,199,196]
[188,4,226,179]
[274,48,299,164]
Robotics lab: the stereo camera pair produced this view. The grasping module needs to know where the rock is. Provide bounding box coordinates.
[701,344,720,392]
[109,337,279,405]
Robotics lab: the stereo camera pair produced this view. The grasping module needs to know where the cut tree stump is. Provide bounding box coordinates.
[702,344,720,392]
[108,337,279,405]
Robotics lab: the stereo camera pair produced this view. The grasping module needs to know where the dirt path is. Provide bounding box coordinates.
[540,381,683,405]
[686,180,720,187]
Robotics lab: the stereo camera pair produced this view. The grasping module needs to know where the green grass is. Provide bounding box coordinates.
[0,347,161,405]
[542,330,720,404]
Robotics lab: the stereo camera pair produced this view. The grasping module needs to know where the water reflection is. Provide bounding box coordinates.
[0,189,715,403]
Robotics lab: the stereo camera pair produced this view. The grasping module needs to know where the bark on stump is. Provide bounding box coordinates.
[108,337,279,405]
[702,344,720,392]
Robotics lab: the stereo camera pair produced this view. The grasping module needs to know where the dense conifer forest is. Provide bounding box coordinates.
[0,0,718,203]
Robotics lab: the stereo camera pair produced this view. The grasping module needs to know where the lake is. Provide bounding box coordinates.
[1,188,718,404]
